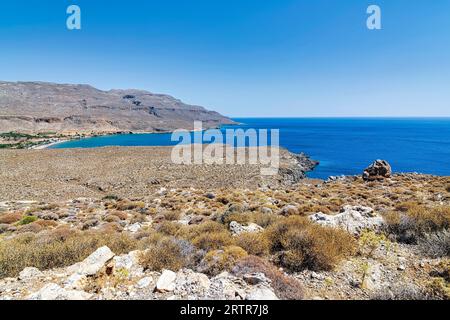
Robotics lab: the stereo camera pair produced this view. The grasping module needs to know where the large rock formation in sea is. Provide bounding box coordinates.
[0,81,235,134]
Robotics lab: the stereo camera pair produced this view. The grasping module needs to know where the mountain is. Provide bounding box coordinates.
[0,81,235,134]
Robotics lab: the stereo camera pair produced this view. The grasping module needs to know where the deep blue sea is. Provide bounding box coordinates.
[51,118,450,179]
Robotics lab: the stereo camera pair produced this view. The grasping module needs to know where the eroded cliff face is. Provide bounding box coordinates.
[0,81,235,134]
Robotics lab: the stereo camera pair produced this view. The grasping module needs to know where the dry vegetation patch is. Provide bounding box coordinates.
[266,216,356,271]
[0,230,138,278]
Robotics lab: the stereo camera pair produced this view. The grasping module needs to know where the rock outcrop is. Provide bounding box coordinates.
[309,205,384,235]
[363,160,392,181]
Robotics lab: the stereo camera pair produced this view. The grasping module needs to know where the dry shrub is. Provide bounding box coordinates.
[34,220,58,228]
[156,221,182,236]
[0,230,138,278]
[233,255,304,300]
[192,231,233,251]
[418,230,450,258]
[114,200,145,211]
[385,205,450,243]
[162,210,181,221]
[222,212,279,228]
[297,204,332,215]
[235,232,270,257]
[200,246,247,276]
[446,184,450,193]
[265,216,356,272]
[426,277,450,300]
[110,211,128,220]
[137,231,165,249]
[130,213,147,224]
[178,221,227,240]
[16,222,44,234]
[104,215,121,223]
[140,237,198,272]
[0,212,23,224]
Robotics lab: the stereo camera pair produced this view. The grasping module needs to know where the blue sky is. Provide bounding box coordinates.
[0,0,449,117]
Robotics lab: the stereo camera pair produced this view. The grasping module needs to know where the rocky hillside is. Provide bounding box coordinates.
[0,172,449,300]
[0,81,235,134]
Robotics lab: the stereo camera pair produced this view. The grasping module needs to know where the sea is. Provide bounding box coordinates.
[50,118,450,180]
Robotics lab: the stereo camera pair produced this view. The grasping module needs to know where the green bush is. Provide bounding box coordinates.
[17,215,38,226]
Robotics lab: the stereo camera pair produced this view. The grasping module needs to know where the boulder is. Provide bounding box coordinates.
[363,160,392,181]
[112,250,144,277]
[309,205,384,235]
[125,223,142,233]
[156,270,177,292]
[173,269,211,298]
[279,205,299,216]
[64,273,88,290]
[18,267,43,281]
[68,246,115,276]
[206,272,247,300]
[28,283,92,300]
[229,221,263,235]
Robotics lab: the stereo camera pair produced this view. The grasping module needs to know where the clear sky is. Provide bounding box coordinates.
[1,0,449,117]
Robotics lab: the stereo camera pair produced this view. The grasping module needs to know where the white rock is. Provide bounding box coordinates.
[309,205,384,235]
[207,272,247,300]
[113,251,144,277]
[229,221,263,235]
[68,246,115,276]
[136,277,152,289]
[28,283,92,300]
[246,287,278,300]
[173,269,211,297]
[18,267,43,280]
[261,207,272,214]
[157,188,167,196]
[156,270,177,292]
[126,223,142,233]
[64,273,87,290]
[362,263,383,291]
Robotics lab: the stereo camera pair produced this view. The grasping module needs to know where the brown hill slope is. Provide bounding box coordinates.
[0,81,235,134]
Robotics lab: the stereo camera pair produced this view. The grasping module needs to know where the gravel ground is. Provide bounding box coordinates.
[0,146,312,202]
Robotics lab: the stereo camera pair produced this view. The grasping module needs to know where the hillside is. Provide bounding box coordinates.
[0,81,235,134]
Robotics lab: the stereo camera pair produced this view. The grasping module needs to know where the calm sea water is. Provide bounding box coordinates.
[51,118,450,179]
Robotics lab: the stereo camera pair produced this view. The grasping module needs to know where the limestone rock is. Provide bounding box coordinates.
[18,267,43,281]
[136,277,153,289]
[68,246,115,276]
[229,221,263,235]
[173,269,211,298]
[309,205,384,235]
[112,251,144,277]
[28,283,92,300]
[156,270,177,292]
